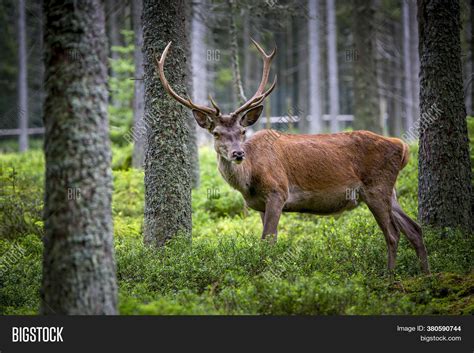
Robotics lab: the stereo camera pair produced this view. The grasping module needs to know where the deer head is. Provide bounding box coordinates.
[155,39,277,164]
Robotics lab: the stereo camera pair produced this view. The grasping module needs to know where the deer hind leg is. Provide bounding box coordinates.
[391,191,430,274]
[362,191,401,273]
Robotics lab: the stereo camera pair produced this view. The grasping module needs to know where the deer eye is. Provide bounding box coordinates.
[241,130,246,135]
[213,132,220,139]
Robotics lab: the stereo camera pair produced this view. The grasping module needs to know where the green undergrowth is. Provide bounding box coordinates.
[0,143,472,315]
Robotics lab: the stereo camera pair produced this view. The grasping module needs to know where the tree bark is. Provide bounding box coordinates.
[41,0,117,314]
[17,0,28,152]
[418,0,473,231]
[352,0,382,133]
[326,0,339,133]
[143,0,192,246]
[471,0,474,115]
[308,0,322,133]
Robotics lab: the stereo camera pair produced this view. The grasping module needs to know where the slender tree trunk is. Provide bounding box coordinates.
[191,0,210,146]
[143,0,192,246]
[243,15,251,95]
[185,0,200,188]
[418,0,473,231]
[41,0,117,314]
[131,0,145,168]
[352,0,381,133]
[228,0,247,105]
[106,0,120,61]
[298,21,309,133]
[308,0,322,133]
[326,0,339,133]
[409,0,420,122]
[17,0,28,152]
[392,38,403,137]
[402,0,414,132]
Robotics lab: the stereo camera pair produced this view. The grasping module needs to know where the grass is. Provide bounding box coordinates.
[0,143,472,315]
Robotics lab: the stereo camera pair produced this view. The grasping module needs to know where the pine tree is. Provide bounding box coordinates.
[418,0,473,231]
[41,0,117,314]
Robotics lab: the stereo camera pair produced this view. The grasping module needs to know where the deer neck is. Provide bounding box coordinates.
[217,153,251,193]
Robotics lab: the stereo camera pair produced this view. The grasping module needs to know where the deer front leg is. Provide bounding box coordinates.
[262,194,285,243]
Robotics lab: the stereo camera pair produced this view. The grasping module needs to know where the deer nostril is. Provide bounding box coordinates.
[232,151,245,160]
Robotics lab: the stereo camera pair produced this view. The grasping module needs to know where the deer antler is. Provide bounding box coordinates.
[155,42,219,116]
[231,39,277,117]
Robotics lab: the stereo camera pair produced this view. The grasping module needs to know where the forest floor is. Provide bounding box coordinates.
[0,143,473,315]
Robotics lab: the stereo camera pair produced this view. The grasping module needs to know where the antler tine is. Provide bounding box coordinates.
[250,38,276,99]
[155,42,217,116]
[232,39,277,116]
[232,75,277,117]
[209,95,221,116]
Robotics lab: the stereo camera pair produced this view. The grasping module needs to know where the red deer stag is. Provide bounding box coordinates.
[155,40,430,274]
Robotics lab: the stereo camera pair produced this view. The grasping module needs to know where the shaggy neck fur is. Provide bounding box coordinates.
[217,149,251,194]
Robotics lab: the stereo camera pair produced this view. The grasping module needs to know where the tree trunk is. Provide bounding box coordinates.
[228,0,247,105]
[41,0,117,314]
[308,0,322,133]
[17,0,28,152]
[143,0,192,246]
[105,0,121,61]
[402,0,414,132]
[352,0,381,133]
[185,0,200,188]
[326,0,339,133]
[191,0,210,146]
[471,0,474,115]
[409,0,420,122]
[418,0,473,231]
[131,0,145,168]
[297,21,309,133]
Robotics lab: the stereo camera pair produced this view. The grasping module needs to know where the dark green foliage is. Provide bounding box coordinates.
[0,145,472,315]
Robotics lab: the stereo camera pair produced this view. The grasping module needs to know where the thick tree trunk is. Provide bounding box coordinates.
[471,0,474,115]
[308,0,322,133]
[17,0,28,152]
[41,0,117,314]
[326,0,339,133]
[352,0,382,133]
[418,0,473,231]
[143,0,192,246]
[131,0,145,168]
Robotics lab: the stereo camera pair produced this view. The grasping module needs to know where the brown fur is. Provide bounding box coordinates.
[217,129,430,274]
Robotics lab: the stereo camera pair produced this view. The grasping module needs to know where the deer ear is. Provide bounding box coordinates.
[192,110,214,130]
[240,105,264,127]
